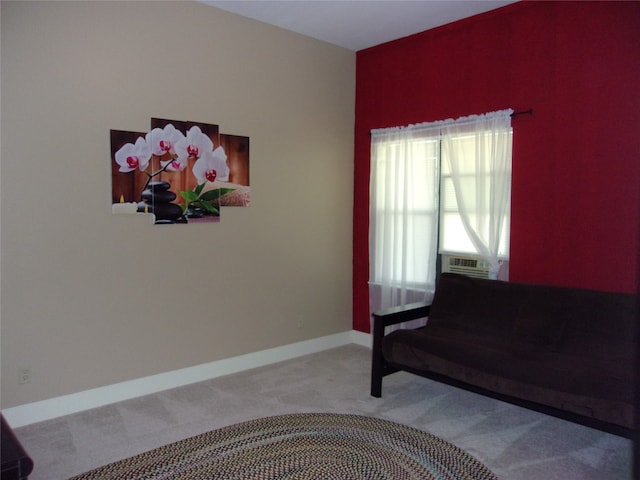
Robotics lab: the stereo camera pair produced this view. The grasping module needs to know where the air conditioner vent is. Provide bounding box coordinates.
[442,255,491,279]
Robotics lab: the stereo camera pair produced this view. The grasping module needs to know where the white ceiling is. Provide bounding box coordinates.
[201,1,516,51]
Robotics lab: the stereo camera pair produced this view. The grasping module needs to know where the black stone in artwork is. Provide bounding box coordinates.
[137,181,185,223]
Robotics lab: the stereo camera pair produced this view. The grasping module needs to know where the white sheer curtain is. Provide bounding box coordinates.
[440,110,513,278]
[369,109,513,325]
[368,125,440,328]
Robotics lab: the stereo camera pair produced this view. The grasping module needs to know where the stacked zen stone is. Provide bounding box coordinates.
[138,181,184,224]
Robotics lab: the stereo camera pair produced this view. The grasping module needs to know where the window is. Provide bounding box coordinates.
[369,136,439,287]
[369,110,513,313]
[439,130,511,259]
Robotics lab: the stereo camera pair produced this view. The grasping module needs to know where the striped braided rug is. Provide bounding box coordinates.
[69,413,497,480]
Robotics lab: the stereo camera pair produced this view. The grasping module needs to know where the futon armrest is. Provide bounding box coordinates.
[370,301,430,398]
[372,301,431,332]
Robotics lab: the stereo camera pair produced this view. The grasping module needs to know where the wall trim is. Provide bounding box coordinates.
[4,330,371,428]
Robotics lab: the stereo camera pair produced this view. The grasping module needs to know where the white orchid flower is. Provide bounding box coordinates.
[174,126,214,164]
[114,136,151,173]
[146,123,185,157]
[160,158,189,172]
[192,146,229,184]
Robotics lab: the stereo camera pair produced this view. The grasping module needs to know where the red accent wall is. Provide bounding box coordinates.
[353,1,640,332]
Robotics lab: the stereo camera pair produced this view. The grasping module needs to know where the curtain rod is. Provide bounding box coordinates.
[510,109,533,117]
[370,108,526,136]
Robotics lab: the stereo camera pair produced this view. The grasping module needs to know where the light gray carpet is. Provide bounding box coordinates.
[14,344,632,479]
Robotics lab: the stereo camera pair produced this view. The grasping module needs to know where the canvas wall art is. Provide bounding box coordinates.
[111,118,250,224]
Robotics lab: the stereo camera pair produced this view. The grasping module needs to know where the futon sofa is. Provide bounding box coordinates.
[371,273,638,436]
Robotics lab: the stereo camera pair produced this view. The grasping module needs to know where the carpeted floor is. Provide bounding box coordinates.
[14,344,632,480]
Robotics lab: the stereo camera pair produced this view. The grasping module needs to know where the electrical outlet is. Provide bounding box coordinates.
[18,366,31,384]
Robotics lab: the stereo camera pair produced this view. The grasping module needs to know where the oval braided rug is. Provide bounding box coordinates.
[69,413,497,480]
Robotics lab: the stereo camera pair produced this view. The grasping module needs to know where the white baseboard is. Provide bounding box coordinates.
[3,330,371,428]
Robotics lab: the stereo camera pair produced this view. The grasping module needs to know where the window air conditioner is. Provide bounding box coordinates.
[442,255,491,279]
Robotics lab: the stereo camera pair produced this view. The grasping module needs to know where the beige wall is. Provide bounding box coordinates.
[0,1,354,408]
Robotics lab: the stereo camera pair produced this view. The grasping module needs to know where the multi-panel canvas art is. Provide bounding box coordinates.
[111,118,250,224]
